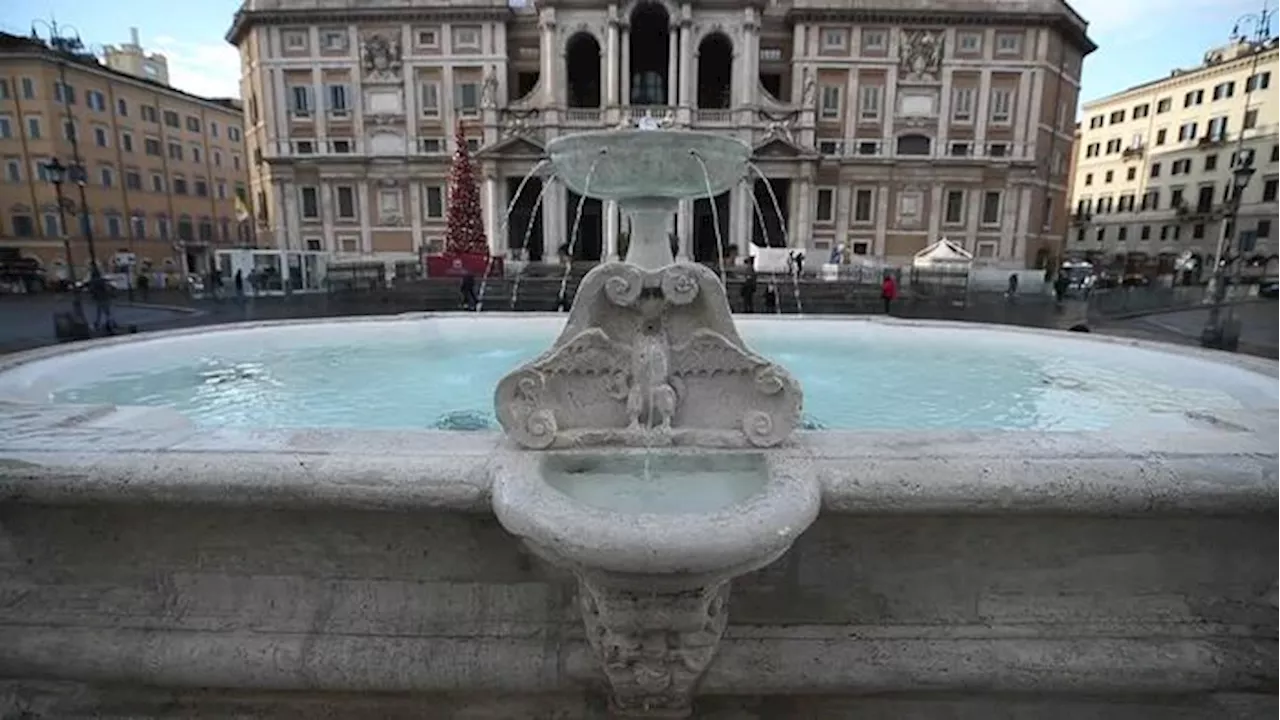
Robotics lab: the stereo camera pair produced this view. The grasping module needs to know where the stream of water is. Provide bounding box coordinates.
[746,161,803,313]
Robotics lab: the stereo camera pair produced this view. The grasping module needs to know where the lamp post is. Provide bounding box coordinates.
[43,157,84,320]
[1201,1,1275,350]
[31,19,100,274]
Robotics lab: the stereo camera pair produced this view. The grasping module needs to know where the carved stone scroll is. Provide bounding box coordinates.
[494,262,803,450]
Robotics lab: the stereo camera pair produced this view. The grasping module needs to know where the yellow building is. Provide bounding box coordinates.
[103,28,171,87]
[1068,39,1280,275]
[0,31,249,283]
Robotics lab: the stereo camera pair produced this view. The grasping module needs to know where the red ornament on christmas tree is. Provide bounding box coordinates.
[444,123,488,256]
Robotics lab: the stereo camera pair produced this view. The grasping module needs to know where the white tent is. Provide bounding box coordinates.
[912,238,973,268]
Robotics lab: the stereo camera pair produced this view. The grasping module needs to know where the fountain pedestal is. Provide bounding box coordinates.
[493,452,819,717]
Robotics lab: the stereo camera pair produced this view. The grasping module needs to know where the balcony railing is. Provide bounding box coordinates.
[1121,146,1144,160]
[563,108,601,124]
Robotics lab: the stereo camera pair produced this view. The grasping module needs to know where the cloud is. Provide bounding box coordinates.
[148,36,241,99]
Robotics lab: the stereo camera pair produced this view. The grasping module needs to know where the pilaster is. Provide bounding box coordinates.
[605,200,619,259]
[975,68,992,152]
[357,181,372,254]
[873,186,889,257]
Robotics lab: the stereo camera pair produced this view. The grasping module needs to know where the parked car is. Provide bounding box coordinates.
[1259,280,1279,299]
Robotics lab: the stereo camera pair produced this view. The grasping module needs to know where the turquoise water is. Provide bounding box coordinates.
[43,320,1256,432]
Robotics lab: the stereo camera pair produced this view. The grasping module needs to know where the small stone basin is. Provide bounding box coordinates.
[492,451,820,582]
[542,453,768,515]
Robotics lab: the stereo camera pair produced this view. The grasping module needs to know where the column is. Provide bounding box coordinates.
[357,181,372,254]
[834,186,851,251]
[678,22,692,107]
[873,186,889,257]
[964,188,981,247]
[1012,69,1033,158]
[1013,186,1033,261]
[620,27,631,106]
[443,66,456,129]
[483,173,500,255]
[937,66,954,151]
[794,177,812,251]
[352,25,366,155]
[311,67,326,144]
[540,13,558,105]
[739,11,758,107]
[676,199,691,260]
[791,25,805,101]
[542,184,564,264]
[730,186,746,256]
[605,200,619,259]
[272,181,288,249]
[975,69,992,153]
[928,186,944,242]
[400,25,416,154]
[409,181,423,253]
[668,24,679,107]
[606,15,620,105]
[321,184,335,252]
[271,68,289,149]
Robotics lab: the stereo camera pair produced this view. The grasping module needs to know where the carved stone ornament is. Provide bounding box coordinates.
[481,68,499,109]
[898,29,944,83]
[579,578,730,718]
[361,33,403,82]
[494,261,803,450]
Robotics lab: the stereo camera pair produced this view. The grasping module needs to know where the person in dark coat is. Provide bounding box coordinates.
[460,273,479,309]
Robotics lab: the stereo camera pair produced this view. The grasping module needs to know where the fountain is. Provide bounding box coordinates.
[491,127,815,716]
[0,124,1275,719]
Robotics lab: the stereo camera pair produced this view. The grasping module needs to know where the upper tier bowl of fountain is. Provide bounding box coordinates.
[546,129,750,204]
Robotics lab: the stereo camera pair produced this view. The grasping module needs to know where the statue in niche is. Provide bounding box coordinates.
[800,67,817,107]
[624,291,677,430]
[481,68,499,109]
[898,29,944,82]
[361,33,403,80]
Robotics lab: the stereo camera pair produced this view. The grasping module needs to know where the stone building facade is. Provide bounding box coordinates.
[0,32,249,279]
[227,0,1092,269]
[1068,39,1280,275]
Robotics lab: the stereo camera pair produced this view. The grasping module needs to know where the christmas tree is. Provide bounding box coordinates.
[444,123,488,256]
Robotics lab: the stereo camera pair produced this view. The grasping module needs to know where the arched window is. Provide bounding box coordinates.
[565,33,601,108]
[696,33,733,109]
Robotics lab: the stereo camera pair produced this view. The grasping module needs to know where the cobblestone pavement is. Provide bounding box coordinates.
[0,295,200,354]
[1096,300,1278,359]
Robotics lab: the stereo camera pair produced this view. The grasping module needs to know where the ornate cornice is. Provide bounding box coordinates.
[227,6,513,45]
[783,8,1096,55]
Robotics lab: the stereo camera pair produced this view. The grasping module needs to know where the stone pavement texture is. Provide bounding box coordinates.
[1098,301,1278,359]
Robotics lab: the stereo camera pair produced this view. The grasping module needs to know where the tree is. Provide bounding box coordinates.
[444,123,488,256]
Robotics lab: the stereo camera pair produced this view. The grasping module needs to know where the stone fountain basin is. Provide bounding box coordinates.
[492,451,820,583]
[546,129,750,203]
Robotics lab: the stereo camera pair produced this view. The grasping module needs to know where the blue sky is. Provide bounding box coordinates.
[3,0,1276,105]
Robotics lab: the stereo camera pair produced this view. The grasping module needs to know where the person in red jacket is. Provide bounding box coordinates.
[880,272,898,315]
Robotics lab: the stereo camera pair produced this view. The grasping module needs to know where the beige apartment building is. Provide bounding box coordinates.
[227,0,1092,269]
[103,28,171,86]
[0,31,248,280]
[1068,39,1280,274]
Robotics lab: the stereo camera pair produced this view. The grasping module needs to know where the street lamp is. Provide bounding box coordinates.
[1200,1,1274,350]
[1201,154,1259,350]
[43,156,85,320]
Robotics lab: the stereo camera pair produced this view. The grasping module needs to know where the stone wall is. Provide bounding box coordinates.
[1,501,1274,718]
